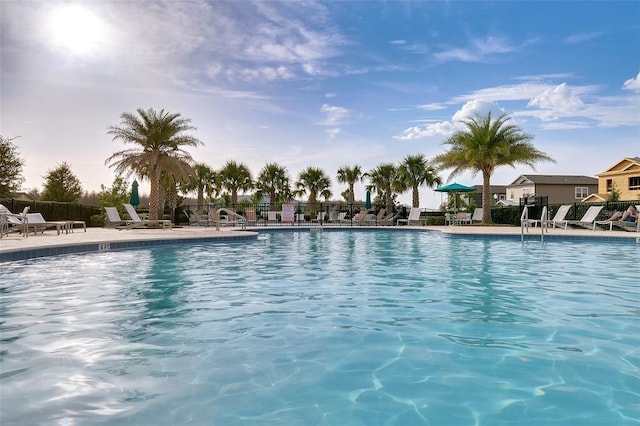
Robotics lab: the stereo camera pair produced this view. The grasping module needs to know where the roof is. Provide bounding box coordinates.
[509,174,598,186]
[472,185,507,193]
[596,157,640,176]
[582,193,608,202]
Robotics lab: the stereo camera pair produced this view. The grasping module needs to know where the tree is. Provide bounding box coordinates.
[294,167,332,218]
[106,108,201,220]
[254,162,292,209]
[97,176,130,209]
[396,154,442,208]
[218,160,253,209]
[336,165,363,204]
[365,163,398,213]
[0,135,25,198]
[40,161,84,202]
[433,112,555,224]
[183,163,219,211]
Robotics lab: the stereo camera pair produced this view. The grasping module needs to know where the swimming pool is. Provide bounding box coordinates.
[1,230,638,425]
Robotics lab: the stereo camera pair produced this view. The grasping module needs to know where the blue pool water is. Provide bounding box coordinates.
[1,230,639,425]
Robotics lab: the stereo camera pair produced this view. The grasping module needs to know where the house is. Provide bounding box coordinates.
[582,157,640,202]
[505,175,598,204]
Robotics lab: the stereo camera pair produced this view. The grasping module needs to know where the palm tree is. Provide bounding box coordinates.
[336,165,363,204]
[365,163,398,213]
[396,154,442,208]
[433,112,554,224]
[106,108,201,220]
[218,160,253,209]
[184,163,219,211]
[294,167,332,218]
[254,163,292,209]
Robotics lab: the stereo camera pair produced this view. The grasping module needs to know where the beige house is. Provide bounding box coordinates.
[582,157,640,202]
[506,175,598,204]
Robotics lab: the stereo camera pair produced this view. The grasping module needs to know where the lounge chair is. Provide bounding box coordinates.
[105,207,136,228]
[184,209,209,226]
[311,211,326,224]
[563,205,604,230]
[0,205,30,238]
[244,207,257,226]
[334,212,348,223]
[524,204,572,230]
[379,212,397,226]
[596,204,640,232]
[351,210,370,225]
[397,207,422,225]
[124,204,172,228]
[25,213,69,235]
[266,211,278,224]
[471,208,483,223]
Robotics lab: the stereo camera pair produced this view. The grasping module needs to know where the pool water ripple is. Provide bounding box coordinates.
[1,231,639,425]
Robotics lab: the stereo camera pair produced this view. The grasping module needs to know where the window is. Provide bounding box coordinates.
[606,179,613,192]
[575,187,588,199]
[629,176,640,191]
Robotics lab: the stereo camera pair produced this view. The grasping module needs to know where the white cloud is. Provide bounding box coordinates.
[434,35,514,63]
[394,99,504,140]
[417,103,447,111]
[622,72,640,91]
[527,83,585,119]
[319,104,350,126]
[326,128,341,139]
[564,32,602,44]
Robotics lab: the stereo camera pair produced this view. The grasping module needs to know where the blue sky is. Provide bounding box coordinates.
[2,0,639,208]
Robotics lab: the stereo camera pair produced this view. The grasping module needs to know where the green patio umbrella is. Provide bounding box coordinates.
[129,180,140,207]
[365,190,371,209]
[434,182,476,213]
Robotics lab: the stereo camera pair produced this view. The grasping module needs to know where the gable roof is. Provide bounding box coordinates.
[508,174,598,186]
[471,184,507,193]
[596,157,640,176]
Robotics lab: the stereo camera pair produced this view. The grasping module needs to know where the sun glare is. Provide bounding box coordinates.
[48,4,105,55]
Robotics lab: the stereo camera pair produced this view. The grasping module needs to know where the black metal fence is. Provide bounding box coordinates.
[0,198,103,227]
[2,198,637,228]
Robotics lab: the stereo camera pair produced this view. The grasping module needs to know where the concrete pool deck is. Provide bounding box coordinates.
[1,224,638,262]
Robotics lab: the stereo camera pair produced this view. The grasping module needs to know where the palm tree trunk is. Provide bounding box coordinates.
[412,185,419,208]
[149,169,160,221]
[482,172,492,224]
[349,184,355,204]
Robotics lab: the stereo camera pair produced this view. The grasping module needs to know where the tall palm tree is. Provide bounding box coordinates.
[218,160,253,209]
[433,112,554,224]
[184,162,219,211]
[254,163,292,209]
[336,165,363,204]
[106,108,201,220]
[294,167,332,218]
[365,163,398,213]
[396,154,442,208]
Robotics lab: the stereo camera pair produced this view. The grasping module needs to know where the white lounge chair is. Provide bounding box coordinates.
[105,207,135,228]
[26,212,69,235]
[0,204,30,238]
[184,209,209,226]
[124,204,172,228]
[397,207,421,225]
[524,204,572,230]
[471,208,483,223]
[311,211,326,224]
[563,205,604,230]
[595,204,640,231]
